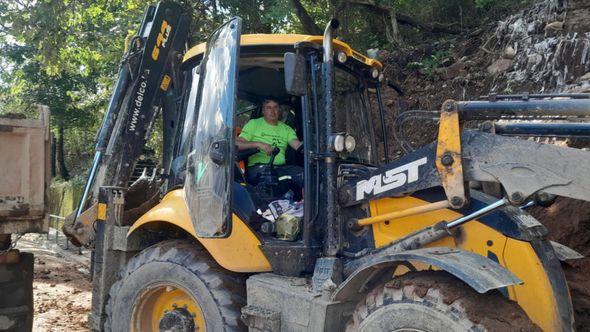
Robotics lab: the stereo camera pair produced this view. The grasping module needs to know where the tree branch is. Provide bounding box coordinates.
[289,0,322,35]
[347,0,464,35]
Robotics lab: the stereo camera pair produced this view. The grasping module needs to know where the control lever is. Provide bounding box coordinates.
[258,147,280,196]
[267,147,280,166]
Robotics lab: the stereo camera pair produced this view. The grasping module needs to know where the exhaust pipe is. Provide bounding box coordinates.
[323,19,340,63]
[322,18,339,256]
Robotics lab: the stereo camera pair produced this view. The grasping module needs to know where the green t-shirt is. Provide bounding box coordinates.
[239,117,297,166]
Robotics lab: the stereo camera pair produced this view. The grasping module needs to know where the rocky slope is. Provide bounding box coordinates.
[380,0,590,329]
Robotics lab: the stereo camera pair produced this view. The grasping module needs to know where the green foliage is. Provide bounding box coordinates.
[0,0,530,178]
[474,0,534,21]
[48,177,85,217]
[0,0,146,173]
[407,50,450,79]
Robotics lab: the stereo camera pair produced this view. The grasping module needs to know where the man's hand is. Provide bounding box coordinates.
[257,142,274,155]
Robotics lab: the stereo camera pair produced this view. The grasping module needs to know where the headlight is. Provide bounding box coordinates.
[371,68,379,79]
[330,134,345,152]
[345,135,356,152]
[337,51,347,63]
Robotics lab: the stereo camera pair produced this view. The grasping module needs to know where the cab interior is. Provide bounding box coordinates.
[231,53,307,237]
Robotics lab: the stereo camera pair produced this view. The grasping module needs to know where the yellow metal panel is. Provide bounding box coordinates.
[503,238,560,332]
[183,34,382,69]
[370,196,561,331]
[370,196,457,248]
[97,203,107,221]
[160,74,171,91]
[129,189,271,273]
[435,100,465,208]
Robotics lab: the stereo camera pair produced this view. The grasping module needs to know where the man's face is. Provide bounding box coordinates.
[262,100,280,123]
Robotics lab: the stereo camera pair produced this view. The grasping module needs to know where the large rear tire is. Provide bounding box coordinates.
[105,240,246,332]
[0,251,33,332]
[346,271,540,332]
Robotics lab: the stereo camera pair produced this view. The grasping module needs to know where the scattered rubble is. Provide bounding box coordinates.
[16,233,91,331]
[487,58,514,74]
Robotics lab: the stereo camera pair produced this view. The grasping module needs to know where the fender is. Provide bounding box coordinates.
[128,188,271,273]
[334,247,521,302]
[367,190,574,331]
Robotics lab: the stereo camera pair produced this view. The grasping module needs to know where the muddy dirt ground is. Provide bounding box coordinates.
[17,233,91,331]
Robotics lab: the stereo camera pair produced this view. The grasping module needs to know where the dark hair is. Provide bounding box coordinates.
[261,98,280,107]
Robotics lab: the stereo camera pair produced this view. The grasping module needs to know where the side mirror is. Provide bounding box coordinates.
[284,53,307,96]
[209,140,229,165]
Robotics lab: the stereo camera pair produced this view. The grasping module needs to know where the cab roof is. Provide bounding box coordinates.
[183,34,383,69]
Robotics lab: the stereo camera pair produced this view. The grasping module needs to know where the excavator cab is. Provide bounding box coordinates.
[164,18,386,275]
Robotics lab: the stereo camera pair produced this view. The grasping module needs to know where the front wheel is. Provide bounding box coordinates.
[346,271,539,332]
[105,240,245,332]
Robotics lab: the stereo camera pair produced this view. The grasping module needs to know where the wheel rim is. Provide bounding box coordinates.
[131,283,206,332]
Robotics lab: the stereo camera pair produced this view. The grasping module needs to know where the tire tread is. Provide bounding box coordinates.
[105,240,245,331]
[346,271,539,332]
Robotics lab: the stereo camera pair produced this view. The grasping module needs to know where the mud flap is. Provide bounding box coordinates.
[335,247,522,302]
[0,251,33,332]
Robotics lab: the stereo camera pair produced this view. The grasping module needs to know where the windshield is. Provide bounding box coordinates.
[333,67,376,165]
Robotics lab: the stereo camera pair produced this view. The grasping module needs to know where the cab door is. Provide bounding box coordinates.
[184,18,241,237]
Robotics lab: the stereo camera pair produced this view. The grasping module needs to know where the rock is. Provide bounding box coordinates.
[579,72,590,82]
[503,46,516,59]
[441,57,453,67]
[527,53,543,69]
[544,21,564,37]
[579,81,590,92]
[487,58,513,75]
[435,61,467,80]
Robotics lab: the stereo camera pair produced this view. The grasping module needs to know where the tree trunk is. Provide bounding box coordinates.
[384,8,403,45]
[331,0,351,41]
[347,0,463,35]
[56,124,69,180]
[289,0,322,35]
[248,0,266,33]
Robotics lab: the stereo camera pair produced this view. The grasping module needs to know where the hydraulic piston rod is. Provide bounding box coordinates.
[447,198,507,228]
[345,198,508,275]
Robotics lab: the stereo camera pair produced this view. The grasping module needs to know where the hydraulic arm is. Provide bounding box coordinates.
[341,94,590,209]
[64,2,190,246]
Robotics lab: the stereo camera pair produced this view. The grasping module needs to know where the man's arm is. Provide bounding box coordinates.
[236,136,274,155]
[289,139,303,152]
[237,120,273,155]
[286,125,303,152]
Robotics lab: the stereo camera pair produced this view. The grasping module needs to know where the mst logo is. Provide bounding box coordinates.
[356,157,428,201]
[151,20,172,61]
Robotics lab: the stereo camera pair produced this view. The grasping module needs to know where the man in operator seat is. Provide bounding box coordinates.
[236,98,303,192]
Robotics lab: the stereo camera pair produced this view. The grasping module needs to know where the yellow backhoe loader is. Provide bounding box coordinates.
[60,2,590,331]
